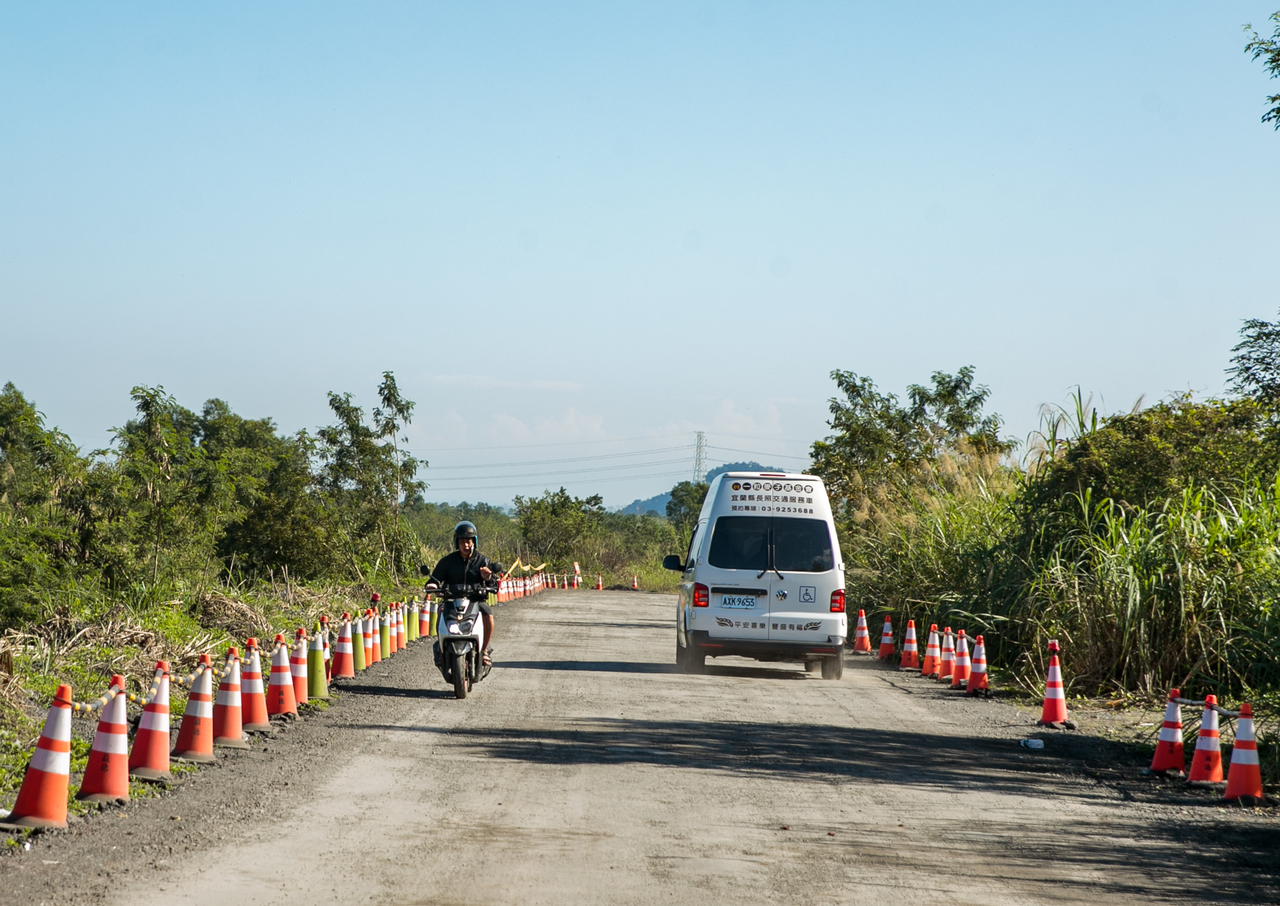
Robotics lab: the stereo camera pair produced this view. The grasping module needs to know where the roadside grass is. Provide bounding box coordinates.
[0,579,417,821]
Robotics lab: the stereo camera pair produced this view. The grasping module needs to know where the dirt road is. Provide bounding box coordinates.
[4,590,1278,905]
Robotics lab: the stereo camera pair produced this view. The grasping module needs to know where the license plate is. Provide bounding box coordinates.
[720,594,757,609]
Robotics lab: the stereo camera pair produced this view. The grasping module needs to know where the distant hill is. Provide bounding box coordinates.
[616,461,790,516]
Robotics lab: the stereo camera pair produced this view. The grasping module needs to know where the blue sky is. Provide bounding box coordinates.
[3,2,1278,506]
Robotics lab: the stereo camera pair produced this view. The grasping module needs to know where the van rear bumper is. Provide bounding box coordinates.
[687,631,845,661]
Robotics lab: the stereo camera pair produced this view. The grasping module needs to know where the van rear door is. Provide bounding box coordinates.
[765,516,840,645]
[703,516,771,640]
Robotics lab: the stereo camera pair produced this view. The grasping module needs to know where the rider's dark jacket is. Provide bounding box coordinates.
[428,551,504,593]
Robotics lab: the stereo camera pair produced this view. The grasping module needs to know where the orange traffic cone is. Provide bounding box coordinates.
[1149,689,1185,775]
[291,629,309,705]
[266,635,297,717]
[631,575,638,590]
[0,684,74,829]
[921,625,940,676]
[1187,696,1224,784]
[939,628,955,680]
[212,648,249,749]
[967,635,989,694]
[331,615,356,679]
[596,575,603,590]
[241,639,272,732]
[172,655,216,763]
[77,676,130,803]
[877,616,895,660]
[396,605,407,651]
[1037,640,1069,725]
[899,620,919,669]
[129,662,174,783]
[951,630,971,688]
[320,616,332,681]
[363,611,376,664]
[371,609,384,663]
[852,611,871,653]
[1224,703,1264,802]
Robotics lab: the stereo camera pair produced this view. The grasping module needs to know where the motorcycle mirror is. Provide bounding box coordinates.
[418,564,431,577]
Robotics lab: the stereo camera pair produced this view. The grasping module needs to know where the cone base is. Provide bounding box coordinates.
[1186,779,1226,789]
[171,750,216,764]
[1037,719,1077,730]
[0,814,66,830]
[129,767,174,784]
[1224,793,1268,805]
[242,721,273,733]
[214,736,250,749]
[76,791,129,804]
[1147,766,1186,778]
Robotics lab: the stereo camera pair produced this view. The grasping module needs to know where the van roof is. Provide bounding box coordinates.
[712,471,822,482]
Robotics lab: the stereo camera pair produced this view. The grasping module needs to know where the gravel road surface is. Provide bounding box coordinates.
[3,590,1278,905]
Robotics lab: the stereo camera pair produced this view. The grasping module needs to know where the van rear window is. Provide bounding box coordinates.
[774,518,834,572]
[707,517,769,570]
[707,516,833,573]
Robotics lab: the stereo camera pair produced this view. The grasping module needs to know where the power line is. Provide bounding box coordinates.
[424,468,692,494]
[405,432,689,454]
[421,445,692,471]
[707,444,810,462]
[424,457,691,482]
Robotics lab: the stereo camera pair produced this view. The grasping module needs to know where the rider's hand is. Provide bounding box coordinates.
[479,566,492,580]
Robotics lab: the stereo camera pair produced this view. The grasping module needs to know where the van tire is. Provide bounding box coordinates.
[804,660,820,673]
[821,655,844,680]
[675,642,690,673]
[687,648,706,674]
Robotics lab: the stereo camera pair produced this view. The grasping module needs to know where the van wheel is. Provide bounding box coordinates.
[821,655,844,680]
[804,660,819,673]
[675,642,690,673]
[687,648,706,674]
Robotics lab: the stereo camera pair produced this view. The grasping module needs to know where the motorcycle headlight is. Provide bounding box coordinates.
[459,620,474,634]
[445,623,459,634]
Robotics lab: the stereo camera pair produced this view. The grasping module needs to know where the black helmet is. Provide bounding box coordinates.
[453,521,478,548]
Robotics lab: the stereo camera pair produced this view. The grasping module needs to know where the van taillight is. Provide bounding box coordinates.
[694,583,710,607]
[830,590,845,613]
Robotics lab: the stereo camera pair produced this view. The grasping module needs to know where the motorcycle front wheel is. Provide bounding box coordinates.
[453,650,467,699]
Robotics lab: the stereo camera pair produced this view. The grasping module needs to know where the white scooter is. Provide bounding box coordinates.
[426,582,493,699]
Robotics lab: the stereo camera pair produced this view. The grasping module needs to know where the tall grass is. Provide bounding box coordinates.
[844,454,1280,698]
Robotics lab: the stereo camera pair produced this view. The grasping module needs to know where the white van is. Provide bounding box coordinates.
[663,472,847,679]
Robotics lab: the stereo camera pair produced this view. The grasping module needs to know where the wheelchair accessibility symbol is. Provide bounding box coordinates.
[799,586,816,604]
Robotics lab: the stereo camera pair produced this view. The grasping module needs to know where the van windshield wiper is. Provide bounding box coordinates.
[756,564,785,581]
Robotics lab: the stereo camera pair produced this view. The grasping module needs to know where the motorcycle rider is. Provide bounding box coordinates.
[425,521,502,666]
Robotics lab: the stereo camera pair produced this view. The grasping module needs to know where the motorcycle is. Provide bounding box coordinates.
[425,581,494,699]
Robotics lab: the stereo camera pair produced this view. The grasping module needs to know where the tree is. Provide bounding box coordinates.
[810,367,1012,512]
[1246,13,1280,128]
[512,488,603,565]
[665,480,708,551]
[1228,309,1280,404]
[315,382,424,581]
